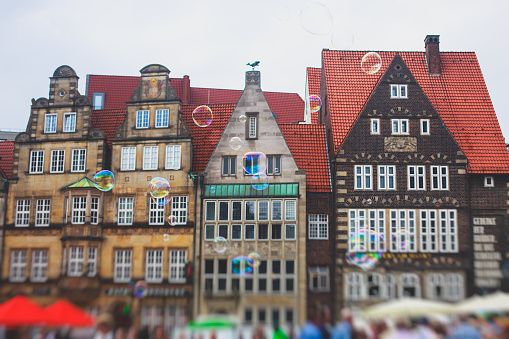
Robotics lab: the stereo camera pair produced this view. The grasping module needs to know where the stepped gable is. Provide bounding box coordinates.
[322,49,509,173]
[279,124,331,192]
[0,140,14,179]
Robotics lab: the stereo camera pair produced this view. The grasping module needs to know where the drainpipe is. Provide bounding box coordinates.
[0,179,8,284]
[191,172,204,319]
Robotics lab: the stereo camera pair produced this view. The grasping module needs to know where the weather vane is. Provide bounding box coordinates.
[247,61,260,71]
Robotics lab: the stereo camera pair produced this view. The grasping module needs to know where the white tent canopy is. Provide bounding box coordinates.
[362,297,456,318]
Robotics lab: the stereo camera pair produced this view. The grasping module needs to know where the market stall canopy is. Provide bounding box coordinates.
[0,295,46,326]
[455,291,509,313]
[44,300,95,327]
[362,297,456,318]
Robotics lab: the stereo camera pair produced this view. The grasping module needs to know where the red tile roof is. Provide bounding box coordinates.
[91,109,126,146]
[306,67,321,124]
[0,140,14,179]
[87,75,304,124]
[322,50,509,173]
[280,124,331,192]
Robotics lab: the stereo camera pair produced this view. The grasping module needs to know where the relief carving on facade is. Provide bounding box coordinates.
[143,78,163,99]
[384,137,417,152]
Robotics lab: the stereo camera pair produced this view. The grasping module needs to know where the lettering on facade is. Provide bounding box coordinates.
[472,216,502,289]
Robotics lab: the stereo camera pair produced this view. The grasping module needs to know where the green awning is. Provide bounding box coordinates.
[204,183,299,198]
[62,177,97,190]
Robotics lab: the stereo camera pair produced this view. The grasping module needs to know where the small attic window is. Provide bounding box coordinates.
[92,93,105,110]
[484,176,494,187]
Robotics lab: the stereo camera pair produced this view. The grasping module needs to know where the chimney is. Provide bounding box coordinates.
[182,75,191,104]
[425,35,441,75]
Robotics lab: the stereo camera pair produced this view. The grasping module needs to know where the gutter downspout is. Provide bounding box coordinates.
[0,179,9,285]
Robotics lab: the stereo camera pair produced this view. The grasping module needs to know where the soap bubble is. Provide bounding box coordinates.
[213,237,228,254]
[232,256,254,276]
[168,215,178,226]
[148,177,171,199]
[247,252,261,268]
[306,95,322,113]
[210,186,216,194]
[163,234,170,242]
[391,230,414,251]
[134,280,148,299]
[93,170,115,192]
[239,115,247,123]
[300,2,333,36]
[230,137,242,151]
[346,247,381,271]
[192,105,213,127]
[361,52,382,75]
[347,230,385,270]
[331,29,354,49]
[153,196,170,206]
[251,173,269,190]
[242,152,267,175]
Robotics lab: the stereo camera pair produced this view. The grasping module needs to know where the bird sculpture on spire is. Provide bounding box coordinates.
[247,61,260,70]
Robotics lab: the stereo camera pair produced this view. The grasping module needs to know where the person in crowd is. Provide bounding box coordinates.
[299,303,323,339]
[114,328,127,339]
[273,319,289,339]
[93,313,115,339]
[331,308,353,339]
[411,318,438,339]
[126,326,138,339]
[382,318,412,339]
[318,306,332,339]
[447,315,481,339]
[153,325,167,339]
[253,324,267,339]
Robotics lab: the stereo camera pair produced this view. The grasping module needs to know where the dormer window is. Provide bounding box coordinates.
[390,85,408,99]
[136,110,149,129]
[63,113,76,133]
[484,176,494,187]
[92,93,105,110]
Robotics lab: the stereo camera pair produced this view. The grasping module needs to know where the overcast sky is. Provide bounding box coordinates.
[1,0,508,141]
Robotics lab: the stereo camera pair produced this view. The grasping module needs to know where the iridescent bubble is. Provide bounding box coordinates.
[300,2,333,36]
[361,52,382,75]
[152,196,171,206]
[192,105,213,127]
[365,198,373,205]
[134,280,148,299]
[306,95,322,113]
[168,215,177,226]
[239,115,247,123]
[148,177,171,199]
[93,170,115,192]
[391,230,413,251]
[331,29,354,49]
[230,137,242,151]
[251,173,269,190]
[210,186,216,194]
[247,252,261,268]
[275,5,291,21]
[242,152,267,175]
[163,234,170,242]
[347,230,385,270]
[213,237,229,254]
[346,247,381,271]
[232,256,254,276]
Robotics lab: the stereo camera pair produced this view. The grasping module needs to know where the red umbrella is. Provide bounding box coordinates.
[44,300,95,327]
[0,295,47,326]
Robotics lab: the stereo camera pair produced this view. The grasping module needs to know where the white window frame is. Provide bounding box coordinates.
[205,201,216,221]
[114,250,132,283]
[271,224,283,241]
[92,92,105,110]
[218,201,229,221]
[143,146,158,170]
[354,165,372,190]
[10,250,27,282]
[431,166,449,190]
[248,117,257,138]
[285,259,295,294]
[285,200,296,221]
[309,266,329,292]
[145,250,163,283]
[420,209,438,253]
[136,110,149,129]
[231,201,243,221]
[171,196,188,225]
[15,199,30,227]
[439,209,458,253]
[349,209,386,252]
[484,176,494,187]
[445,273,464,301]
[31,250,48,282]
[285,224,296,240]
[245,201,256,221]
[309,214,328,239]
[118,197,134,225]
[50,150,65,173]
[218,224,229,239]
[271,200,282,221]
[35,199,50,227]
[408,165,426,190]
[44,114,57,133]
[155,109,169,128]
[267,155,282,175]
[71,149,86,172]
[63,113,76,132]
[222,156,236,176]
[370,118,380,135]
[231,224,242,241]
[204,224,215,240]
[90,197,99,225]
[367,273,383,300]
[149,198,165,225]
[420,119,430,135]
[121,147,136,171]
[165,145,181,170]
[378,165,396,190]
[346,272,364,301]
[258,201,269,221]
[399,273,420,298]
[87,247,97,277]
[30,150,44,174]
[390,84,408,99]
[368,210,386,252]
[245,224,255,240]
[169,250,187,283]
[428,273,444,300]
[391,119,409,135]
[68,246,84,277]
[390,209,417,252]
[72,196,87,225]
[386,274,396,299]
